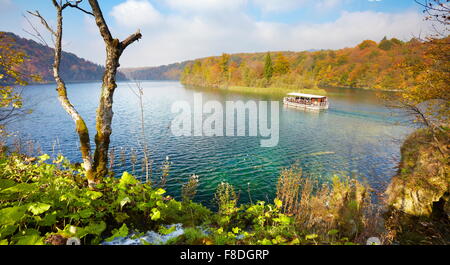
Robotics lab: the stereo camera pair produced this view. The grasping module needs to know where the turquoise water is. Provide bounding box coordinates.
[9,81,413,207]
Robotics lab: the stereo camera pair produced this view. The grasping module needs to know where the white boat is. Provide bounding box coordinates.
[283,92,329,110]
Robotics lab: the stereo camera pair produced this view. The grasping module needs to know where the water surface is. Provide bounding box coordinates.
[9,81,413,207]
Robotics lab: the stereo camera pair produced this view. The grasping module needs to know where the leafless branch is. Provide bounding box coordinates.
[27,10,56,37]
[22,13,51,47]
[121,30,142,51]
[65,1,94,16]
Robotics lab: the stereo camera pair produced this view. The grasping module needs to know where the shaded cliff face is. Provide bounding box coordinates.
[0,32,127,83]
[386,128,449,217]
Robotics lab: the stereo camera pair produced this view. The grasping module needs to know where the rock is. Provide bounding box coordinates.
[45,234,67,245]
[367,237,381,245]
[386,129,449,217]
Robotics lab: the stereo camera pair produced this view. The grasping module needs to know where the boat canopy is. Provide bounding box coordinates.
[287,93,326,99]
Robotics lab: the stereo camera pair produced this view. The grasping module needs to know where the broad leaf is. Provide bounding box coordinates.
[28,203,51,215]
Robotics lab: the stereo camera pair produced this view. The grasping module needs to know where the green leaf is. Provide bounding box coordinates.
[38,212,57,226]
[85,190,103,200]
[38,154,50,162]
[290,238,300,245]
[119,196,131,209]
[114,212,129,223]
[105,224,129,242]
[12,229,43,245]
[150,208,161,221]
[118,172,138,189]
[0,206,27,225]
[77,222,107,238]
[273,214,291,225]
[258,238,272,245]
[0,183,37,194]
[159,225,176,235]
[154,188,166,196]
[327,229,339,236]
[28,203,51,215]
[305,234,318,240]
[0,179,16,191]
[78,209,94,219]
[274,198,283,208]
[0,239,8,245]
[0,225,18,239]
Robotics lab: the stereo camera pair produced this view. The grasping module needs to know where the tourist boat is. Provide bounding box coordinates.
[283,93,329,110]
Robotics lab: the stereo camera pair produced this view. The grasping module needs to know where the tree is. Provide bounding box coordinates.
[388,0,450,155]
[378,38,393,51]
[414,0,449,36]
[264,52,273,81]
[0,33,38,136]
[30,0,142,185]
[219,53,230,85]
[220,53,230,75]
[88,0,142,181]
[358,40,377,50]
[274,52,290,76]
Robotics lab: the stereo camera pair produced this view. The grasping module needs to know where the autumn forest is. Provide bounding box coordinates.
[181,37,446,92]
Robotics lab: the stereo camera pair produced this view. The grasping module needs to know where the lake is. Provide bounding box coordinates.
[9,81,413,207]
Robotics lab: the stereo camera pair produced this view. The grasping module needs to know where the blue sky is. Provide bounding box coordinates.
[0,0,433,67]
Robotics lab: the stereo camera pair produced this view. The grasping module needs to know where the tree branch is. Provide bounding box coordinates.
[27,11,56,37]
[65,0,94,16]
[88,0,113,43]
[120,29,142,51]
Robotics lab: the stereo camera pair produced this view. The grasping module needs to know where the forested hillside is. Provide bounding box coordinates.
[0,32,126,83]
[120,61,190,81]
[181,37,435,91]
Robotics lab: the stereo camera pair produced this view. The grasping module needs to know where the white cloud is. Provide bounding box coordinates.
[110,0,162,28]
[112,9,430,67]
[252,0,344,13]
[252,0,306,12]
[165,0,246,12]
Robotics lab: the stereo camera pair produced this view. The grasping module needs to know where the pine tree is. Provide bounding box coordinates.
[264,52,273,81]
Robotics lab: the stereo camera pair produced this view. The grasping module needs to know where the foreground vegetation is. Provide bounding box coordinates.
[0,151,384,245]
[1,126,449,245]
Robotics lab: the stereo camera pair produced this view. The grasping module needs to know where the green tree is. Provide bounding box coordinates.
[378,37,393,51]
[264,52,273,81]
[220,53,230,75]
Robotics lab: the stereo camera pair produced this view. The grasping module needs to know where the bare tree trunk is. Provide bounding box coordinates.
[88,0,142,180]
[31,0,141,183]
[53,7,94,183]
[31,1,95,184]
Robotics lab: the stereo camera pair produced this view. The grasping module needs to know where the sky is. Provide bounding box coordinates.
[0,0,435,68]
